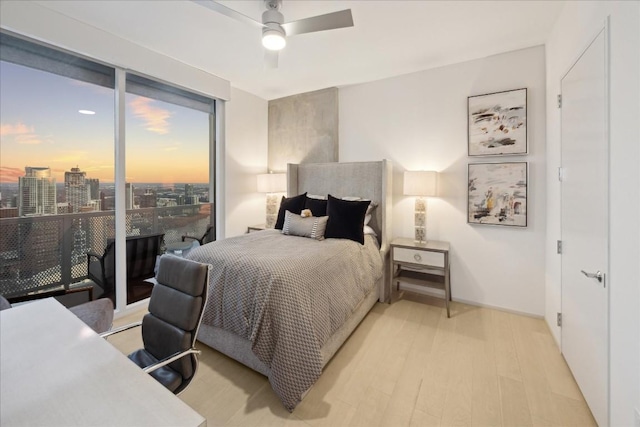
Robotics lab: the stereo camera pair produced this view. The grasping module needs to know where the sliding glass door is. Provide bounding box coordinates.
[124,74,214,304]
[0,32,216,310]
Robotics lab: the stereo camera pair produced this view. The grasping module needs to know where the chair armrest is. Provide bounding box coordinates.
[181,235,197,242]
[87,251,103,262]
[143,348,201,374]
[100,320,142,338]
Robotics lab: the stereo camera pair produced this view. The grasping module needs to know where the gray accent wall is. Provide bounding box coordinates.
[268,87,338,172]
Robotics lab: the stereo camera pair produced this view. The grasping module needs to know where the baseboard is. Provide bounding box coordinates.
[398,283,543,319]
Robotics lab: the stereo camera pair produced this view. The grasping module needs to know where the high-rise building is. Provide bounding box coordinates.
[65,166,89,213]
[0,208,18,218]
[18,166,57,216]
[87,178,100,200]
[125,183,134,210]
[139,188,157,208]
[101,195,115,211]
[184,183,198,205]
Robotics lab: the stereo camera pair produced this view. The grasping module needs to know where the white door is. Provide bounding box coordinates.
[560,27,609,427]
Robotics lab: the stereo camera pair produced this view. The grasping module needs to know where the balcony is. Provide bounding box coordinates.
[0,204,213,301]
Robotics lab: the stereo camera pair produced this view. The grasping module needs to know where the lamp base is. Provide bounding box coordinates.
[414,197,427,243]
[265,193,279,229]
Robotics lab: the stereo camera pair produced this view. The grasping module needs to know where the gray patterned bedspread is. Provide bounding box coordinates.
[186,229,382,411]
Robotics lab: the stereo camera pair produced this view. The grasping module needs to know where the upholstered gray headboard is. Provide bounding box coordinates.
[287,160,393,301]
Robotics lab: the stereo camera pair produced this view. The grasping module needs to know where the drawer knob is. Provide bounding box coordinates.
[414,253,422,262]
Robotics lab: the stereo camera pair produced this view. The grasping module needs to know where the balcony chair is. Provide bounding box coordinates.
[0,294,114,334]
[87,233,165,305]
[102,255,209,395]
[181,225,214,246]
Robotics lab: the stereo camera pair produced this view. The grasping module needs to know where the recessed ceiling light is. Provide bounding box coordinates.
[78,110,96,115]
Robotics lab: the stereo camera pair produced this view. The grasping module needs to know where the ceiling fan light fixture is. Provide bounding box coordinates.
[262,28,286,51]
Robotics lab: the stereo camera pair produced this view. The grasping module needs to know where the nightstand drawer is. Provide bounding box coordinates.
[393,247,445,268]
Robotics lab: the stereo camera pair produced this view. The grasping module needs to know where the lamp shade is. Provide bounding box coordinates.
[257,173,286,193]
[403,171,438,197]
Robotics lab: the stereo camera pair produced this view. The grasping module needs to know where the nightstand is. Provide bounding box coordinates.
[390,237,451,317]
[247,224,267,233]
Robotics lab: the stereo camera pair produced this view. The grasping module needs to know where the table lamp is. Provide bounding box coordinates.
[403,171,438,243]
[257,172,286,228]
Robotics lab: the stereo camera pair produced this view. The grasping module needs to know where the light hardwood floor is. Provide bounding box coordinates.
[109,293,596,426]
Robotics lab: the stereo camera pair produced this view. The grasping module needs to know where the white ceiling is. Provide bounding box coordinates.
[36,0,565,100]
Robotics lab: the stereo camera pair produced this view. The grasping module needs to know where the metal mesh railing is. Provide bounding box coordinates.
[0,204,213,298]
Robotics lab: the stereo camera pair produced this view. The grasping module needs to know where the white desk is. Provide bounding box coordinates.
[0,298,206,427]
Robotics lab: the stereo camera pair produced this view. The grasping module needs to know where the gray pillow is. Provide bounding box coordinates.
[282,210,328,241]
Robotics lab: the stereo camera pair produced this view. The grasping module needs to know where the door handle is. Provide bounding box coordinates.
[581,270,604,284]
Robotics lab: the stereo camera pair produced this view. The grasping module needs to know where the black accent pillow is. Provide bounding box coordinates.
[304,196,328,217]
[274,193,307,230]
[325,194,370,244]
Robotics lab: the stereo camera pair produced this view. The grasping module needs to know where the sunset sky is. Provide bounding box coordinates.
[0,61,210,184]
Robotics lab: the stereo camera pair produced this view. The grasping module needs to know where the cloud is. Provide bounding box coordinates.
[129,97,172,135]
[0,123,33,136]
[162,142,181,152]
[15,134,45,145]
[0,122,46,145]
[0,166,24,183]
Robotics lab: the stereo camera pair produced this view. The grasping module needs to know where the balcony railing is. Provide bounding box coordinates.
[0,204,213,298]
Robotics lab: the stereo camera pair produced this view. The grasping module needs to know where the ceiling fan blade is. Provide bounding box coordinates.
[264,50,279,69]
[191,0,265,29]
[282,9,353,36]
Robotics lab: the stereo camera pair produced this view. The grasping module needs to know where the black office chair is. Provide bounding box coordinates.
[181,225,214,246]
[102,255,209,394]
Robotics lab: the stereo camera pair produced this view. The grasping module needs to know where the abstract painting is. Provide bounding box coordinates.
[468,88,527,156]
[468,162,527,227]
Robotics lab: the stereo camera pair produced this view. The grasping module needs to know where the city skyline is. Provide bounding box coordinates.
[0,60,210,185]
[0,164,211,215]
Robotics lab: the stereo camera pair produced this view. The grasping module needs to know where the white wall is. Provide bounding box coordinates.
[340,46,546,316]
[224,87,269,237]
[545,2,640,426]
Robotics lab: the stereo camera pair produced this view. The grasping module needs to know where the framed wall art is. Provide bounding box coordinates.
[468,88,527,156]
[468,162,527,227]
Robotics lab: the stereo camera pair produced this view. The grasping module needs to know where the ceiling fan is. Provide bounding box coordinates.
[192,0,354,68]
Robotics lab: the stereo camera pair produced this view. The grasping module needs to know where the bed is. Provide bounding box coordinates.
[186,160,392,411]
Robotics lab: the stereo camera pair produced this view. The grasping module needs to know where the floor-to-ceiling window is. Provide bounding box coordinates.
[0,32,115,301]
[0,32,216,309]
[124,74,214,303]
